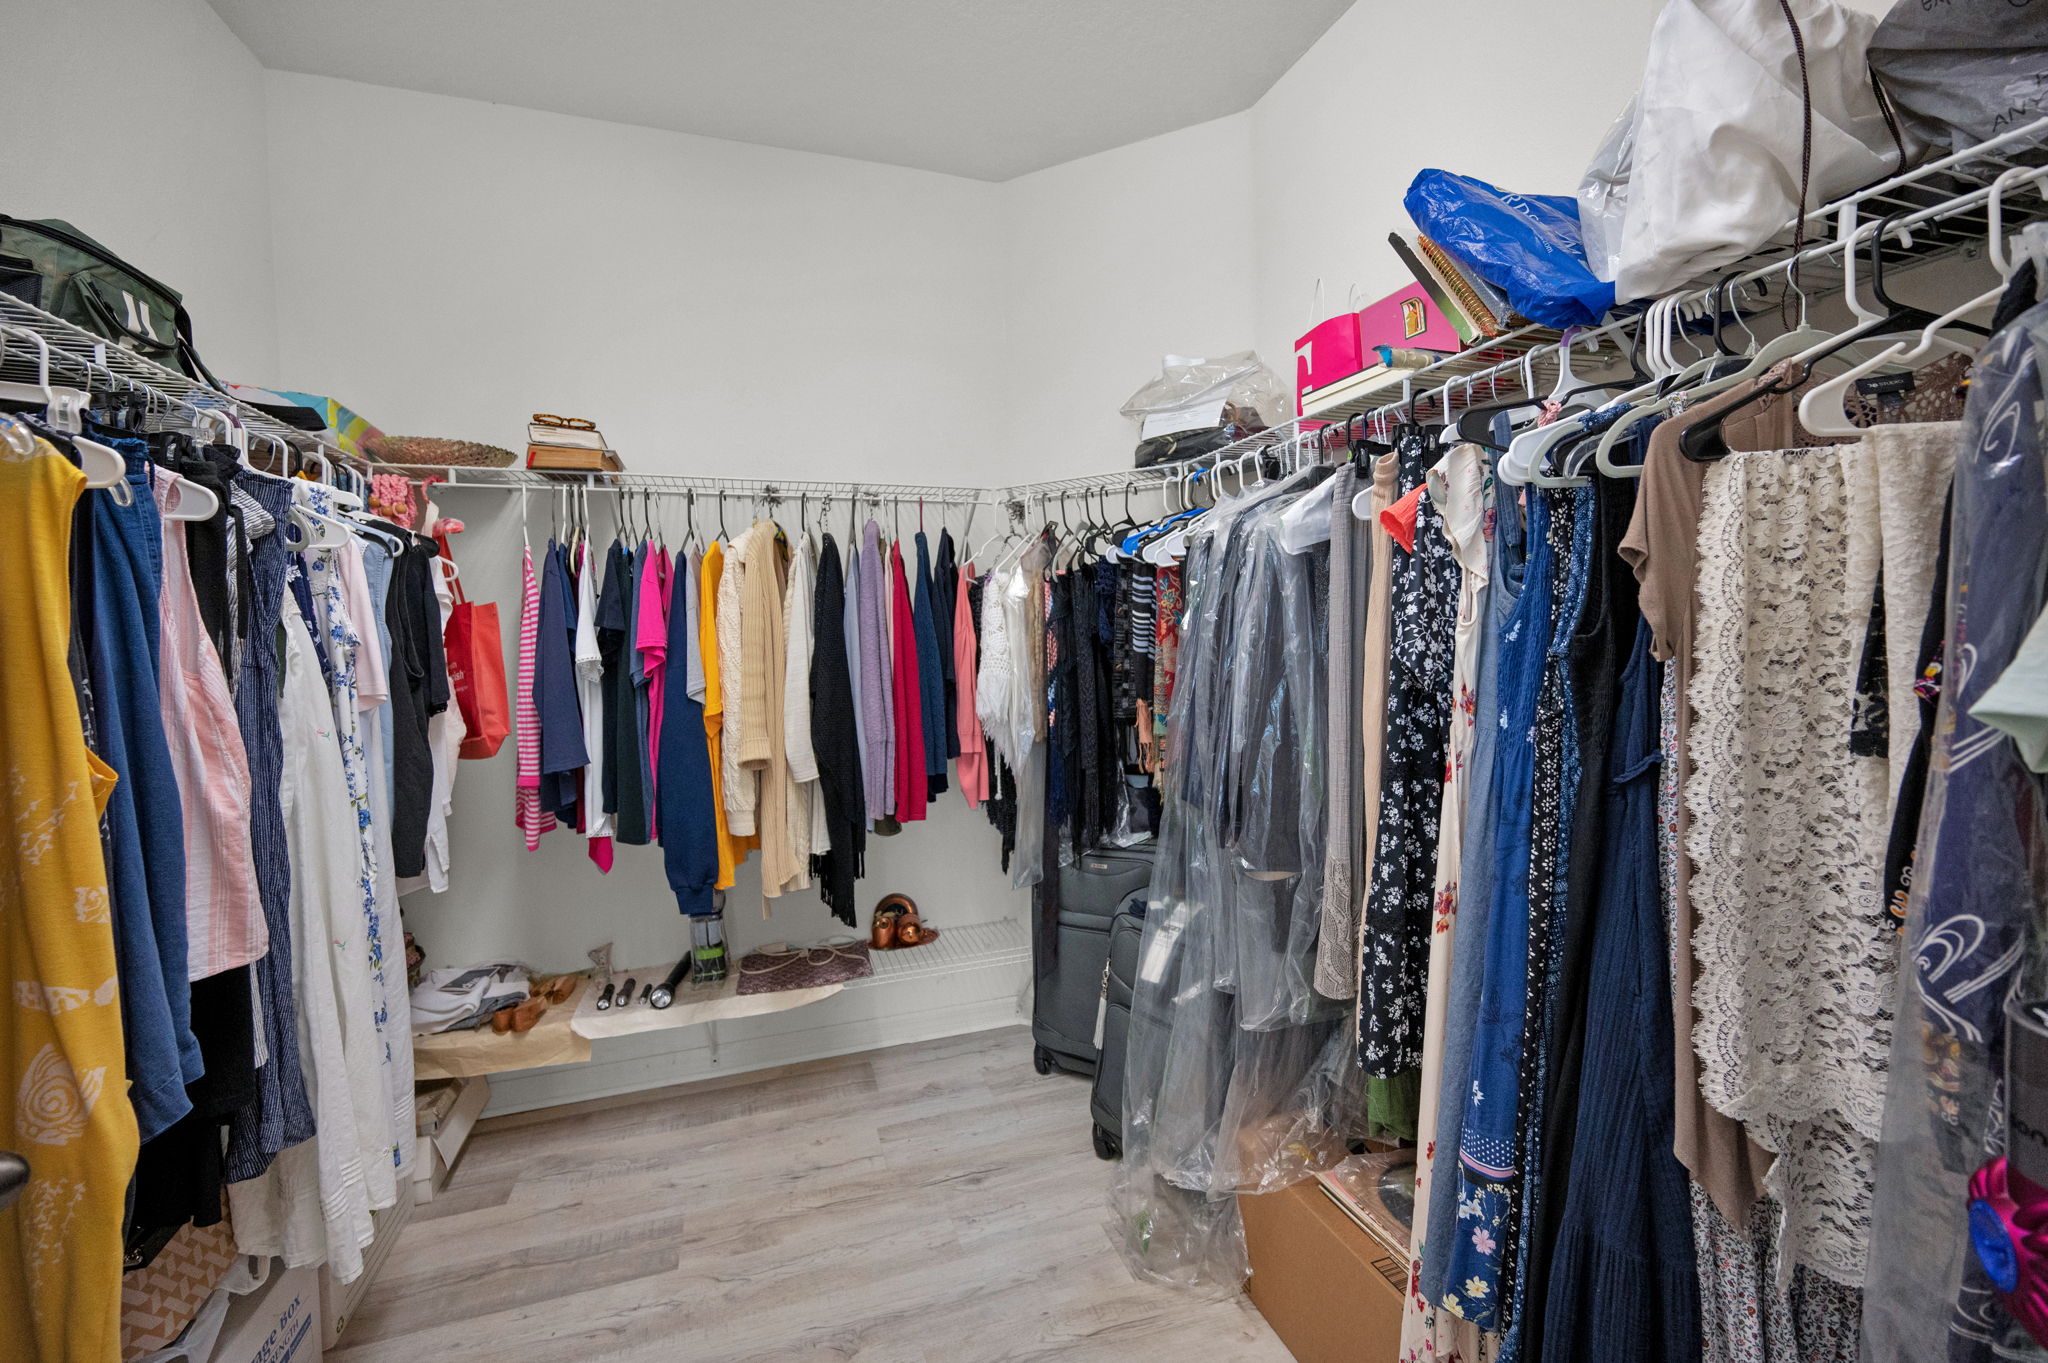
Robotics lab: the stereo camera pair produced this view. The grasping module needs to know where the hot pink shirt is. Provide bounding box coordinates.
[890,543,927,821]
[636,545,672,833]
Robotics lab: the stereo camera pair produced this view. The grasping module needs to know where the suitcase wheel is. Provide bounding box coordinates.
[1092,1123,1121,1161]
[1033,1045,1055,1077]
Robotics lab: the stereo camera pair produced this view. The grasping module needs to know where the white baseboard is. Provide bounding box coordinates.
[479,960,1029,1116]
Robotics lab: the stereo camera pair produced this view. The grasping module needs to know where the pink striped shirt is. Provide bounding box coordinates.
[153,473,267,978]
[515,542,556,848]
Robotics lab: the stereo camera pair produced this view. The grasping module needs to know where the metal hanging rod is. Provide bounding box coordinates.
[369,462,991,504]
[993,462,1207,501]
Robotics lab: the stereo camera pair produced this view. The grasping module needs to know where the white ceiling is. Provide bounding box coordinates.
[205,1,1355,182]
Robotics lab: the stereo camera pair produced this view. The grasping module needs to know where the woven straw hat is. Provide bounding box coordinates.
[364,434,517,468]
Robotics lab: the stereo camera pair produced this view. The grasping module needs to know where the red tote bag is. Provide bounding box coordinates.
[443,563,510,760]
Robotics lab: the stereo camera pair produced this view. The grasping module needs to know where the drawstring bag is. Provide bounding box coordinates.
[1577,0,1905,304]
[1868,0,2048,159]
[443,566,510,760]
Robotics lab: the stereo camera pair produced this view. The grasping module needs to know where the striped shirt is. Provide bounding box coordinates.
[515,542,557,848]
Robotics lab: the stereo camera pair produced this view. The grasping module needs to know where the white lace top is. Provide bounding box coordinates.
[1687,444,1897,1287]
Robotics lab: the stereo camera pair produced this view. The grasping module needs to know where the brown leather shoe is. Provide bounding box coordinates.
[535,974,578,1005]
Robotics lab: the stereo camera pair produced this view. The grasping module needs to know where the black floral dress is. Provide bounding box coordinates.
[1358,431,1463,1076]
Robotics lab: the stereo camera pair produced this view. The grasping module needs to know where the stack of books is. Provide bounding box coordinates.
[527,413,624,476]
[1388,232,1523,343]
[1298,349,1441,418]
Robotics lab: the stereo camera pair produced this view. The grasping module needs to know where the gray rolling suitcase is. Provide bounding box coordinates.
[1089,890,1148,1159]
[1031,843,1154,1079]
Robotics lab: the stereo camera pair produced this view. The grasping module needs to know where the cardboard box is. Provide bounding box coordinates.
[413,1073,490,1204]
[1239,1179,1406,1363]
[211,1261,321,1363]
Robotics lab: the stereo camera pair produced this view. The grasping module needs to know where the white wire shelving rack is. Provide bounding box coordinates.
[0,293,331,455]
[1010,112,2048,500]
[6,113,2044,517]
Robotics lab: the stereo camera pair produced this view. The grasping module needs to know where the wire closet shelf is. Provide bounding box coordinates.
[0,293,329,456]
[1011,111,2048,501]
[5,111,2043,511]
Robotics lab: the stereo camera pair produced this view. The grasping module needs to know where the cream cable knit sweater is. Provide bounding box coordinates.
[738,521,802,898]
[718,531,755,836]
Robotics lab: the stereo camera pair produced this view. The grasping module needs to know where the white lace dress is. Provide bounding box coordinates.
[1687,445,1895,1287]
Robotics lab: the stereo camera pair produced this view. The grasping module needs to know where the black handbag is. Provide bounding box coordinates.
[1132,403,1266,469]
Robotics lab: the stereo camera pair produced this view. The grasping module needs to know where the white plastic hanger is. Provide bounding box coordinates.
[242,429,298,485]
[1588,287,1761,479]
[1797,282,1998,436]
[190,405,252,468]
[1766,205,1988,398]
[293,440,397,552]
[159,469,220,522]
[1501,318,1633,489]
[0,328,133,497]
[285,491,350,550]
[969,504,1012,569]
[1144,466,1203,564]
[1794,179,2038,438]
[1797,201,2023,438]
[2019,221,2048,303]
[1986,166,2048,280]
[300,443,365,511]
[0,325,88,415]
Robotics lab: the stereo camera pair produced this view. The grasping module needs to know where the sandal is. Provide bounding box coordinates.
[874,894,939,948]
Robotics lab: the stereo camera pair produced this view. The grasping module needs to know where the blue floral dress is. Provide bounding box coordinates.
[299,486,408,1185]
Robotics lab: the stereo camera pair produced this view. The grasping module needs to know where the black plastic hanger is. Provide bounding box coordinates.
[1680,210,1982,461]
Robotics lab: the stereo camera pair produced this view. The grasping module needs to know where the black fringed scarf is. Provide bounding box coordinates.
[809,534,866,923]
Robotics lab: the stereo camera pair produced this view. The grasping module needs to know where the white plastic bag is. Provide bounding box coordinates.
[1580,0,1907,303]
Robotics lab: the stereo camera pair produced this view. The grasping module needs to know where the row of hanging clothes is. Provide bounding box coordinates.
[0,330,471,1361]
[509,483,995,972]
[965,481,1191,889]
[1110,215,2048,1363]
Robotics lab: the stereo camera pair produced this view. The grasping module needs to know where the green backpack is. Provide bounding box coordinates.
[0,214,222,387]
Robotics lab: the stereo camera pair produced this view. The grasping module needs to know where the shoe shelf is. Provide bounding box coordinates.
[411,916,1031,1079]
[846,917,1029,988]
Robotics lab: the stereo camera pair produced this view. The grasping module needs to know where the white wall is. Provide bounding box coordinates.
[263,73,1007,483]
[999,115,1258,480]
[254,76,1031,1036]
[1246,0,1660,376]
[0,0,281,385]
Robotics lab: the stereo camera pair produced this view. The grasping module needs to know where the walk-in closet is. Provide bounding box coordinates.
[5,1,2048,1360]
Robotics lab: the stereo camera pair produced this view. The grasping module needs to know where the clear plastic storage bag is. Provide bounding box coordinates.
[1119,352,1286,432]
[1861,306,2048,1362]
[1110,471,1364,1289]
[1120,353,1285,467]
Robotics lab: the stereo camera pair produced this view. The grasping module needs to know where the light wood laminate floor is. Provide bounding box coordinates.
[330,1026,1294,1363]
